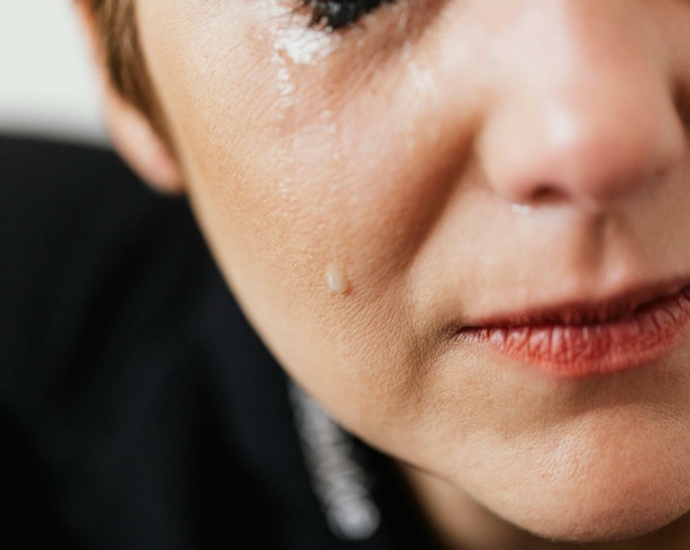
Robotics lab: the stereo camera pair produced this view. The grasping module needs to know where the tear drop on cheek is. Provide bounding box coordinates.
[326,265,349,295]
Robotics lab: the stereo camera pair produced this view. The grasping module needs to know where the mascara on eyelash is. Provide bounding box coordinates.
[302,0,391,30]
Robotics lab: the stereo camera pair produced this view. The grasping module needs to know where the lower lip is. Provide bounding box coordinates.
[458,288,690,379]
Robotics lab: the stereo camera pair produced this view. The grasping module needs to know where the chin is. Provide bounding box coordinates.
[437,403,690,546]
[518,492,689,543]
[489,428,690,543]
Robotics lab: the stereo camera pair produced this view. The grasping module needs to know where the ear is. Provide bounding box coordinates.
[101,86,184,194]
[75,0,184,194]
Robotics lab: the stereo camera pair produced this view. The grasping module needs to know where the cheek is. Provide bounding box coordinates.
[139,0,490,296]
[137,0,498,436]
[138,1,445,424]
[145,11,414,301]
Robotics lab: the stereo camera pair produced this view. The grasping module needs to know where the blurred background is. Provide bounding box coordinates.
[0,0,106,145]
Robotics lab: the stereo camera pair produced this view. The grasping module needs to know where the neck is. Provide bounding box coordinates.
[400,464,690,550]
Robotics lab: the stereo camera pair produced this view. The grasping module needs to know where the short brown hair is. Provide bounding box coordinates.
[84,0,165,137]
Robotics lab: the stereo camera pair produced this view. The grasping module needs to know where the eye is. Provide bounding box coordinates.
[304,0,393,30]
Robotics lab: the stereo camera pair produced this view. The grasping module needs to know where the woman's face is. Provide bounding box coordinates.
[136,0,690,541]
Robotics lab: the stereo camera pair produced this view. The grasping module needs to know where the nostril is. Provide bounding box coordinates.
[530,185,568,205]
[677,93,690,139]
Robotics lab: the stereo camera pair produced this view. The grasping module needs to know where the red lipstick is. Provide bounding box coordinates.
[458,285,690,379]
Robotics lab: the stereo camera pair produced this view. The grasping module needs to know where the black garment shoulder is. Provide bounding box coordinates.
[0,136,441,550]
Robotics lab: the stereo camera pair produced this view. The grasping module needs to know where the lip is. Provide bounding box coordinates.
[456,281,690,379]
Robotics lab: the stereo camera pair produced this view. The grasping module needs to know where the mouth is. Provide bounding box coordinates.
[455,279,690,379]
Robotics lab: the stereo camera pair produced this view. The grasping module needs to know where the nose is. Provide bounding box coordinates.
[477,2,687,212]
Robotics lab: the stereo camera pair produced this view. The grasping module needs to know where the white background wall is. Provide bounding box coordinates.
[0,1,106,144]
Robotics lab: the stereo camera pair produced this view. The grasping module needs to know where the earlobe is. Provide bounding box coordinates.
[102,87,184,195]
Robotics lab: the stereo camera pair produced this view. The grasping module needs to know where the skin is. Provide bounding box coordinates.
[85,0,690,547]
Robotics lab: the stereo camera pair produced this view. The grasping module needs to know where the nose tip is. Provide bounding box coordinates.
[479,93,687,211]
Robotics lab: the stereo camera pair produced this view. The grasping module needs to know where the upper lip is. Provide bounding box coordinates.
[464,277,690,328]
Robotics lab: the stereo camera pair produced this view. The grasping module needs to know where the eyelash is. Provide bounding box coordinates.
[303,0,392,30]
